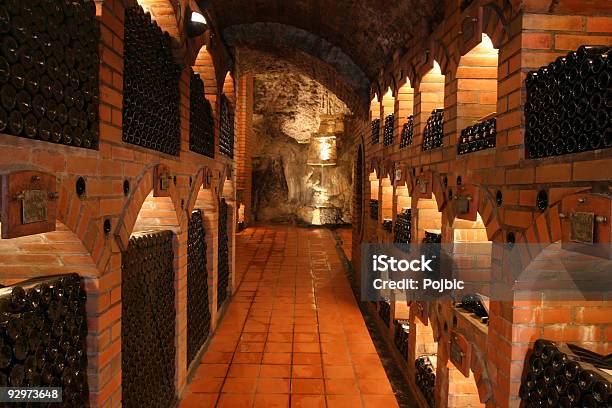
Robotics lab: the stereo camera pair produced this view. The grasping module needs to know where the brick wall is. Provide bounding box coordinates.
[357,0,612,407]
[0,0,243,406]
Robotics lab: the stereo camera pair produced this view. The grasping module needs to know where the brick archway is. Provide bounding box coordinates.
[114,166,184,252]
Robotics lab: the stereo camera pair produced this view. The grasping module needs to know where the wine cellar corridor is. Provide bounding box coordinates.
[0,0,611,408]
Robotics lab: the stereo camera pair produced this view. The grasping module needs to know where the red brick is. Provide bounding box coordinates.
[523,14,583,31]
[521,33,553,50]
[535,163,572,183]
[586,17,612,33]
[555,34,612,51]
[67,157,98,176]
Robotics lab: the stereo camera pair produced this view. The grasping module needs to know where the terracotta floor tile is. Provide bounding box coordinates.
[179,227,402,408]
[262,352,292,365]
[358,378,394,394]
[217,394,254,408]
[293,353,322,365]
[267,332,293,342]
[238,342,266,353]
[294,333,319,342]
[292,364,323,378]
[201,352,233,364]
[254,393,290,408]
[195,364,229,378]
[362,394,400,408]
[256,378,291,394]
[178,393,218,408]
[294,343,320,353]
[260,364,291,378]
[188,377,224,393]
[326,394,364,408]
[265,342,293,353]
[291,394,326,408]
[222,377,258,394]
[321,352,352,365]
[291,378,325,394]
[233,352,263,364]
[326,374,361,393]
[241,332,268,342]
[227,363,261,378]
[324,365,356,379]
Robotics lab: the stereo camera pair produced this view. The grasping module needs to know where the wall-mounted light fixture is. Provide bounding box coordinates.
[307,119,338,166]
[185,6,208,38]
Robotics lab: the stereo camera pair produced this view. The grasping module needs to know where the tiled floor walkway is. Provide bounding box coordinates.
[179,225,398,408]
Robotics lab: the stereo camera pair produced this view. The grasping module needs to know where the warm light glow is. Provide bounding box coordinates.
[383,87,393,99]
[308,136,337,165]
[481,33,494,49]
[432,61,442,74]
[238,204,245,223]
[191,11,207,24]
[320,139,331,161]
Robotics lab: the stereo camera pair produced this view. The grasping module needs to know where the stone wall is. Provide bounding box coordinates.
[251,72,355,224]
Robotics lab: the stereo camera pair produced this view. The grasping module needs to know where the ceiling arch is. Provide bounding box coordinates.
[200,0,445,82]
[234,47,365,115]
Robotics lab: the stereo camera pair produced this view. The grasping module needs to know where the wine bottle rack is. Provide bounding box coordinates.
[378,299,391,327]
[123,5,181,156]
[520,339,612,407]
[122,230,176,408]
[219,96,234,158]
[371,118,380,144]
[422,109,444,151]
[189,72,215,158]
[400,115,415,148]
[415,355,437,407]
[458,118,496,155]
[0,274,89,403]
[394,209,412,248]
[217,199,230,308]
[382,218,393,232]
[0,0,100,149]
[456,294,489,325]
[383,113,395,146]
[422,231,441,277]
[187,210,211,368]
[525,45,612,159]
[393,319,410,361]
[370,199,379,220]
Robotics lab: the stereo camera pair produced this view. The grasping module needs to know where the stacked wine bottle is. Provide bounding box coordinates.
[400,115,415,148]
[187,210,211,368]
[122,231,176,408]
[520,339,612,407]
[422,231,442,277]
[0,274,89,406]
[458,117,496,155]
[394,208,412,248]
[0,0,100,148]
[217,198,230,309]
[382,218,393,232]
[123,5,181,156]
[415,355,437,407]
[370,199,379,220]
[456,294,489,325]
[422,109,444,151]
[393,319,410,361]
[378,299,391,327]
[371,118,380,144]
[525,45,612,159]
[384,113,395,146]
[219,96,234,158]
[189,71,215,158]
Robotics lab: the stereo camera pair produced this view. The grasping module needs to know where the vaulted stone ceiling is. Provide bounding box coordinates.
[201,0,445,102]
